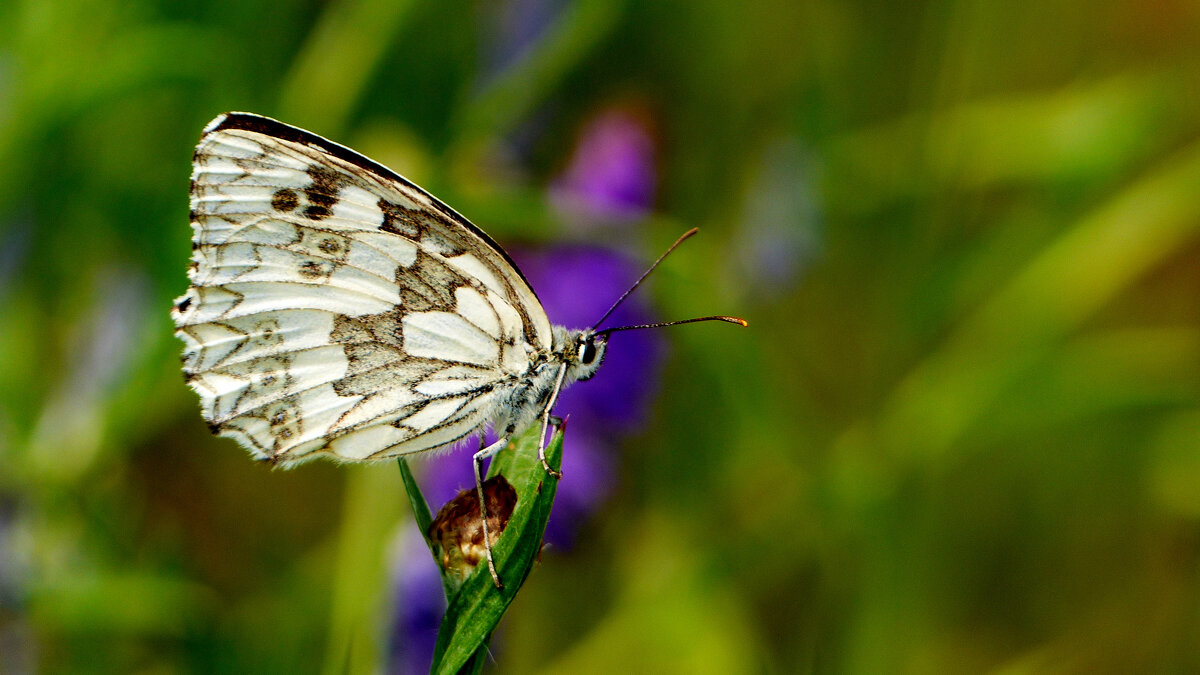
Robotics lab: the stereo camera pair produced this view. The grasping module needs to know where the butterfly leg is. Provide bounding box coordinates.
[537,364,570,479]
[473,435,509,588]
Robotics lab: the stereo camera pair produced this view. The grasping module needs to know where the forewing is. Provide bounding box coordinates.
[173,112,552,466]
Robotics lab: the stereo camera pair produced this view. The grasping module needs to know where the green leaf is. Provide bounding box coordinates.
[398,456,462,604]
[425,426,564,675]
[397,457,434,537]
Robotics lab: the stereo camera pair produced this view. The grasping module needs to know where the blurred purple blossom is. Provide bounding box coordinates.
[734,138,821,296]
[0,215,32,302]
[550,107,658,225]
[388,245,664,672]
[512,246,664,435]
[479,0,567,76]
[388,527,444,675]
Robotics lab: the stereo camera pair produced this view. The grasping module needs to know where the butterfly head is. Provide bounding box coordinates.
[560,328,608,382]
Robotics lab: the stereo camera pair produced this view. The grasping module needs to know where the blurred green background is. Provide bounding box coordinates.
[4,0,1200,672]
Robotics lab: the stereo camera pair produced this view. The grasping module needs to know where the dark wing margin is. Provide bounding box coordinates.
[202,112,542,305]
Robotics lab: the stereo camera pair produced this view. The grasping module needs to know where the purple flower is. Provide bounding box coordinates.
[0,217,31,302]
[388,245,664,671]
[734,138,821,296]
[550,107,658,225]
[511,246,664,432]
[513,245,665,542]
[388,527,445,675]
[479,0,567,76]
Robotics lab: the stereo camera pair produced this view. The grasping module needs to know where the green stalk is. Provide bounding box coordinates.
[398,426,565,675]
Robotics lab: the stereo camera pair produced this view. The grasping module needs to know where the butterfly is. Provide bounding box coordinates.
[172,112,744,584]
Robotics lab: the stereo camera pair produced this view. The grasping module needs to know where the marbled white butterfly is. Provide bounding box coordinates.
[172,112,744,584]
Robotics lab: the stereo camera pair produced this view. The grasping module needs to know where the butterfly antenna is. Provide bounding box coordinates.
[596,315,747,338]
[590,228,701,331]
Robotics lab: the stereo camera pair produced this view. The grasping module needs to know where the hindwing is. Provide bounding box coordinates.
[173,112,553,466]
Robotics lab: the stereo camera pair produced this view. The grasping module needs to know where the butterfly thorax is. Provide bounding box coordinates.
[492,326,607,437]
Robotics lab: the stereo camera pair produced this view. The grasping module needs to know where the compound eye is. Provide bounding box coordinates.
[580,340,597,365]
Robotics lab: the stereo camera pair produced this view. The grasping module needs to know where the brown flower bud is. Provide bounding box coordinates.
[429,475,519,587]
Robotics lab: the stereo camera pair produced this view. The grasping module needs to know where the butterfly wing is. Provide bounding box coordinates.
[173,112,553,467]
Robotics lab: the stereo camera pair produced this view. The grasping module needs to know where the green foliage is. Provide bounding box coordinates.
[398,427,565,674]
[446,428,562,674]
